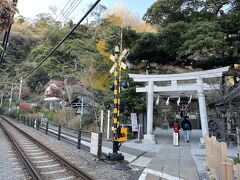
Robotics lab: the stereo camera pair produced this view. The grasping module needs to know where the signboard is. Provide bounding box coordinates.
[90,132,99,156]
[131,113,138,132]
[189,114,197,119]
[173,133,179,146]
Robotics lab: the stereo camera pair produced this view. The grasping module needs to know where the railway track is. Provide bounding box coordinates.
[0,116,93,180]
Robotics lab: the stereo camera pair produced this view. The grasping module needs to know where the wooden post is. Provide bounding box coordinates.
[237,164,240,180]
[221,162,228,180]
[226,159,234,180]
[217,138,221,179]
[221,160,234,180]
[220,142,227,180]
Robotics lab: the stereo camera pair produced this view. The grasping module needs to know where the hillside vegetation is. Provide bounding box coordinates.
[0,1,239,128]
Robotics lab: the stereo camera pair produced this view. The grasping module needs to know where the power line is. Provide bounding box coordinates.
[16,0,83,66]
[19,0,101,81]
[63,0,84,24]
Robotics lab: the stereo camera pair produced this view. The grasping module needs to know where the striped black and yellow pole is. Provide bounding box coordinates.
[113,46,120,153]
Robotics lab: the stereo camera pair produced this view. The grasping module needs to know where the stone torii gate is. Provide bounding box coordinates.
[129,66,229,144]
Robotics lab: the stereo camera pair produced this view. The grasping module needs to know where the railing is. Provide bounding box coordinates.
[16,115,102,159]
[205,136,240,180]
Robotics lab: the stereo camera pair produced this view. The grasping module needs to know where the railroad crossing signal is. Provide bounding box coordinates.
[107,46,128,161]
[109,49,128,74]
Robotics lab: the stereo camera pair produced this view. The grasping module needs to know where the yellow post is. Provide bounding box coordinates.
[108,46,128,160]
[112,46,120,153]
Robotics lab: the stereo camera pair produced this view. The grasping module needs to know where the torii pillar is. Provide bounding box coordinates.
[144,81,155,144]
[197,78,209,144]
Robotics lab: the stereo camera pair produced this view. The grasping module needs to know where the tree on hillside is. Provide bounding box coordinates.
[137,0,240,69]
[143,0,234,26]
[129,33,168,64]
[0,0,17,33]
[106,3,156,33]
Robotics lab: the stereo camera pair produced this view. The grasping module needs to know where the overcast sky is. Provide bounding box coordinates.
[17,0,155,22]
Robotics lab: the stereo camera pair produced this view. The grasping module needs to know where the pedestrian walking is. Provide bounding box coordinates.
[181,116,192,143]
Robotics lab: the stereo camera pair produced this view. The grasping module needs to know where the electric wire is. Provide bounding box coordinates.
[59,0,81,23]
[19,0,82,63]
[19,0,101,81]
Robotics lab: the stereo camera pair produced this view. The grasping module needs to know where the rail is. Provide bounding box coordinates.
[0,115,93,180]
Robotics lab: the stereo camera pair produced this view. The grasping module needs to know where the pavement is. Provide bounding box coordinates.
[102,129,204,180]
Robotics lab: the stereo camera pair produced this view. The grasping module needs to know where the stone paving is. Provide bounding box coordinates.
[137,136,199,179]
[103,129,203,180]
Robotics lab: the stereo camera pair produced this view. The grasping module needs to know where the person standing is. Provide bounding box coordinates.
[181,116,192,143]
[173,120,180,141]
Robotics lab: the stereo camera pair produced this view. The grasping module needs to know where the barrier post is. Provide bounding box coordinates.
[97,133,102,159]
[107,110,110,140]
[77,129,81,149]
[58,124,61,140]
[45,121,49,134]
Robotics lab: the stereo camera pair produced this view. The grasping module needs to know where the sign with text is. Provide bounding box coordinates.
[90,132,99,156]
[173,133,179,146]
[131,113,138,132]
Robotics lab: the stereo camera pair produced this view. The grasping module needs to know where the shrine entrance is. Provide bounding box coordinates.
[129,66,229,144]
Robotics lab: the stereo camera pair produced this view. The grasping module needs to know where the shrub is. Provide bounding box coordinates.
[9,109,18,119]
[0,107,4,115]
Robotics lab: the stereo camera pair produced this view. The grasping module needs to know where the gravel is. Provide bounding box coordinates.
[0,124,30,180]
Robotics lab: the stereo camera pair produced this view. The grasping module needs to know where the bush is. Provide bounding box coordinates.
[43,110,54,122]
[82,113,94,126]
[0,108,5,115]
[9,109,18,119]
[232,153,240,165]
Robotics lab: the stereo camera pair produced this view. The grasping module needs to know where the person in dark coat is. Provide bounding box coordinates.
[181,116,192,143]
[208,120,221,139]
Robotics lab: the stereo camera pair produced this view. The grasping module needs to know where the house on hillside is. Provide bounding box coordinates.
[43,78,97,114]
[44,80,66,110]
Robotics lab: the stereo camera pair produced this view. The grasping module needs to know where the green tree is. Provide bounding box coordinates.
[27,67,50,92]
[128,32,168,64]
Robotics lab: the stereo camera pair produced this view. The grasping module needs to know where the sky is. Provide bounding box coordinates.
[17,0,156,22]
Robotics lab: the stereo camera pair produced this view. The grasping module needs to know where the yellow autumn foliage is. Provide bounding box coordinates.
[82,72,110,92]
[96,40,111,64]
[106,3,156,33]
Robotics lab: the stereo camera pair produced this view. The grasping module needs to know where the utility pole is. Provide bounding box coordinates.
[0,0,18,64]
[18,77,22,100]
[17,77,23,113]
[0,91,3,108]
[8,84,13,113]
